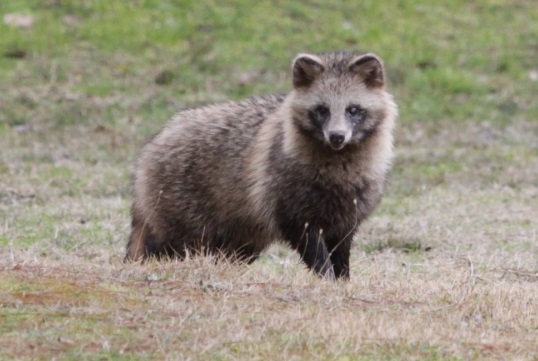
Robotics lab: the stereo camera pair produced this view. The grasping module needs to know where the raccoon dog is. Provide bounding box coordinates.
[125,52,397,280]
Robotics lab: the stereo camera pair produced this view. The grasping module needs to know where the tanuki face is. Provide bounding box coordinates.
[290,52,389,151]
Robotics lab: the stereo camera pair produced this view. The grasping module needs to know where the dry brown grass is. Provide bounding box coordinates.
[1,243,537,360]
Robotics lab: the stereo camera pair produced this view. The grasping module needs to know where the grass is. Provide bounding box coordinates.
[1,0,537,360]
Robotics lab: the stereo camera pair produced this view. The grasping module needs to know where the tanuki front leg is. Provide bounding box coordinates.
[328,237,351,280]
[295,228,335,279]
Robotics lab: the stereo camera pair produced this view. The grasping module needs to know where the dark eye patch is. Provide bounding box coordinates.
[346,105,367,123]
[308,104,330,128]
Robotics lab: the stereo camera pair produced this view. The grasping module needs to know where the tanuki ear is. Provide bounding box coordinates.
[348,53,385,88]
[292,54,325,88]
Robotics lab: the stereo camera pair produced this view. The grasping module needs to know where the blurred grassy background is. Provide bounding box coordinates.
[2,0,537,131]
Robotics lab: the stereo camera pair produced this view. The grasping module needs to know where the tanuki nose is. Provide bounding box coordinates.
[329,132,345,147]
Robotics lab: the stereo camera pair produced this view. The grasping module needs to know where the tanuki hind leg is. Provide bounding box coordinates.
[125,205,187,261]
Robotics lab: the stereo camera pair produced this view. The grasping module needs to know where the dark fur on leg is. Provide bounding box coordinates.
[328,237,351,280]
[299,229,335,279]
[282,223,335,279]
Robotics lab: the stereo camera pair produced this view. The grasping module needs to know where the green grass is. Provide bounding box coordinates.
[1,1,537,360]
[2,0,537,128]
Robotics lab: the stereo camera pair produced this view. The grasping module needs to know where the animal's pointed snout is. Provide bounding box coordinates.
[329,131,345,147]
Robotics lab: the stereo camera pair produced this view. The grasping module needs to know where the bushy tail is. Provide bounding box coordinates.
[124,207,151,262]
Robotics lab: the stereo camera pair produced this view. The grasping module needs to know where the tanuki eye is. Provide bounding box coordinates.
[347,106,360,115]
[316,105,330,118]
[346,105,366,120]
[308,105,331,128]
